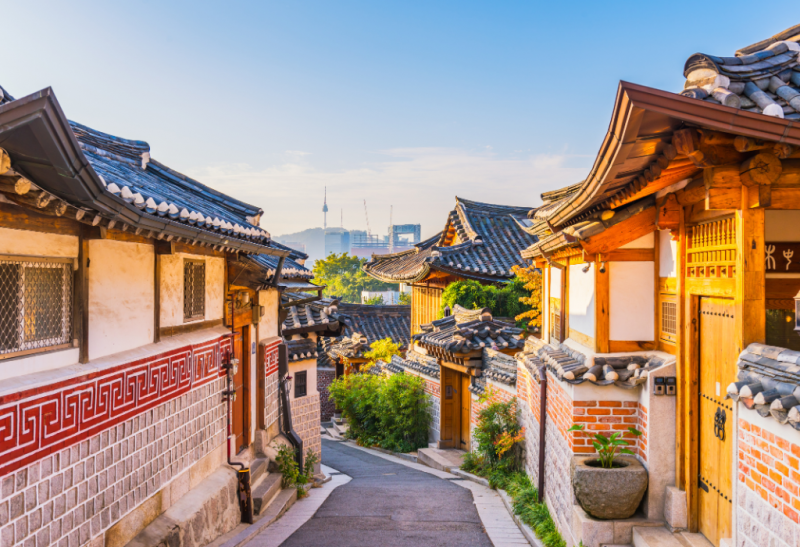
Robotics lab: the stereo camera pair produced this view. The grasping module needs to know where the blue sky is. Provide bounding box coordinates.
[2,2,793,237]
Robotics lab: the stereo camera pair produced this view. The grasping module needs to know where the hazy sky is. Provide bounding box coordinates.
[3,2,791,238]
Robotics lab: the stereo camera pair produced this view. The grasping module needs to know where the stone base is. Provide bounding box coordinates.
[663,486,687,531]
[417,448,466,472]
[123,467,240,547]
[572,505,663,547]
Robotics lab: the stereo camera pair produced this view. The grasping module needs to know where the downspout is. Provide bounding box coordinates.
[277,343,305,470]
[538,364,548,504]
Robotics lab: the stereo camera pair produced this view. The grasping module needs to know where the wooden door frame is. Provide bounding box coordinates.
[241,324,252,452]
[439,363,464,449]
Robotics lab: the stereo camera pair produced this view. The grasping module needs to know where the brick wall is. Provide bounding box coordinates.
[517,362,542,484]
[290,394,321,461]
[317,368,336,422]
[423,377,440,443]
[0,335,231,547]
[737,417,800,546]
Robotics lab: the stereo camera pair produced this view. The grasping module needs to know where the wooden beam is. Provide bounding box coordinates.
[595,262,610,354]
[676,177,707,206]
[705,187,742,210]
[0,200,82,236]
[608,340,656,352]
[601,248,655,262]
[656,193,680,232]
[581,206,656,254]
[160,318,224,338]
[746,184,772,209]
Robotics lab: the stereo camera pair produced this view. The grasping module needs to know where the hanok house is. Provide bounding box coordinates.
[0,85,302,547]
[376,305,525,450]
[363,197,537,335]
[279,287,345,453]
[510,24,800,547]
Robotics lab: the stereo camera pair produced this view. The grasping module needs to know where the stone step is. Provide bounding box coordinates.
[632,527,714,547]
[325,427,344,441]
[417,447,466,472]
[207,487,298,547]
[252,473,283,515]
[250,457,268,485]
[332,421,348,435]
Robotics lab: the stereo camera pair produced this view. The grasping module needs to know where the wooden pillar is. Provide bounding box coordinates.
[545,266,551,344]
[735,196,766,353]
[595,260,610,354]
[676,207,687,490]
[77,227,90,364]
[154,253,161,343]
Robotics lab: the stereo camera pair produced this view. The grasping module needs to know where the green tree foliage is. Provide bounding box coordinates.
[398,292,411,305]
[440,276,535,326]
[312,252,395,303]
[363,295,385,305]
[461,388,524,478]
[362,337,402,371]
[328,372,431,453]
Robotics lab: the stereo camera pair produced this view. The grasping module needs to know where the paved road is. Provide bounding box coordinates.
[278,439,494,547]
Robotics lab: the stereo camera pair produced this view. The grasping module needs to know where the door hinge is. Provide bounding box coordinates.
[698,477,709,493]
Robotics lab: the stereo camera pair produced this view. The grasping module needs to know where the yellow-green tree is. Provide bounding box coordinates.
[362,337,402,371]
[510,264,542,328]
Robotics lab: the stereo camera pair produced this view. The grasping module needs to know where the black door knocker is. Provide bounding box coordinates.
[714,407,726,441]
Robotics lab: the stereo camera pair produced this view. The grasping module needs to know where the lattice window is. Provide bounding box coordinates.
[686,218,736,278]
[0,257,73,358]
[183,260,205,321]
[294,370,307,398]
[660,299,677,343]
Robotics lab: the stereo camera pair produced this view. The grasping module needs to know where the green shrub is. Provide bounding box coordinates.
[328,371,431,452]
[470,389,524,474]
[440,277,534,327]
[275,444,311,497]
[379,373,432,453]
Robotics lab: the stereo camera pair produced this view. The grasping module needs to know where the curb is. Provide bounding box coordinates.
[369,446,418,463]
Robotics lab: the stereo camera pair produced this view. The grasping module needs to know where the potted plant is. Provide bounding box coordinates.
[568,424,648,520]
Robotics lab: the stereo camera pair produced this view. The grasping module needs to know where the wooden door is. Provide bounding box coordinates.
[232,326,250,453]
[460,374,471,451]
[697,297,735,545]
[440,367,459,448]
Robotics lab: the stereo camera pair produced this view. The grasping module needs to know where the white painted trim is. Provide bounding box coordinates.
[738,401,800,444]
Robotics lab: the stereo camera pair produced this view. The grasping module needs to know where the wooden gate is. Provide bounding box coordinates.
[460,374,471,450]
[232,326,250,454]
[440,367,459,448]
[697,297,735,545]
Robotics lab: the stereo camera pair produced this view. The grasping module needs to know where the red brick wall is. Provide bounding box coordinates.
[738,418,800,524]
[517,364,541,425]
[318,369,336,422]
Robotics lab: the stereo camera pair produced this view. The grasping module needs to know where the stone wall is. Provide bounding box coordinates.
[517,362,541,485]
[317,368,336,422]
[290,394,322,461]
[737,416,800,546]
[423,377,440,444]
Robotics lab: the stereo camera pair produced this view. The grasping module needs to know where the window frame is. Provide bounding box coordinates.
[659,294,678,345]
[183,259,206,323]
[294,370,307,398]
[0,255,75,361]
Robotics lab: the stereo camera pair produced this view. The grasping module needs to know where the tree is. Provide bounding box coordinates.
[439,273,539,328]
[510,264,542,329]
[398,292,411,305]
[362,337,402,371]
[312,253,395,303]
[364,295,385,305]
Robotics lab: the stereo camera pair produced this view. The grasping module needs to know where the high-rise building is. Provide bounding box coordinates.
[324,227,350,256]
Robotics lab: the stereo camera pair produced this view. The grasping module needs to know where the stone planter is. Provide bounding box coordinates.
[571,455,648,520]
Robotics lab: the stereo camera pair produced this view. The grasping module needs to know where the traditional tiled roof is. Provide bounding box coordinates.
[285,338,318,362]
[324,304,411,361]
[413,305,525,355]
[252,241,312,280]
[728,343,800,430]
[681,26,800,119]
[376,353,440,379]
[317,337,337,369]
[72,122,273,246]
[364,197,537,284]
[482,348,517,386]
[0,85,283,255]
[517,337,669,389]
[281,293,343,336]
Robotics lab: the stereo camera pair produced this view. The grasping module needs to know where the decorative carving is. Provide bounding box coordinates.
[0,336,231,477]
[765,243,800,272]
[686,219,736,278]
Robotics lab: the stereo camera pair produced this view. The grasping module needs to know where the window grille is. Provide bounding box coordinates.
[0,257,73,357]
[294,370,307,398]
[184,260,206,321]
[660,299,677,343]
[550,298,563,343]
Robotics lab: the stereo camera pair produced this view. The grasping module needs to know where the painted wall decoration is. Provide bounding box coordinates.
[264,339,280,377]
[0,335,231,477]
[766,243,800,272]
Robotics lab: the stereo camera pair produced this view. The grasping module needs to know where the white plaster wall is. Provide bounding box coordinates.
[0,226,79,257]
[659,230,678,278]
[568,263,595,339]
[258,288,280,340]
[288,358,318,401]
[766,210,800,241]
[160,254,225,327]
[88,240,154,360]
[609,261,655,341]
[0,348,80,382]
[620,232,654,249]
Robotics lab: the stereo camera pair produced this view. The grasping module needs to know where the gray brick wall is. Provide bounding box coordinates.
[290,394,321,460]
[544,414,574,543]
[737,483,797,547]
[0,378,226,547]
[519,395,541,485]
